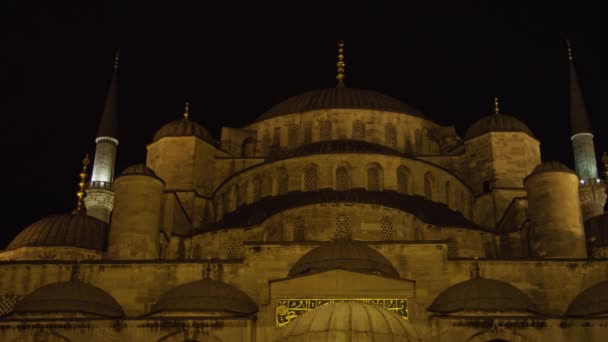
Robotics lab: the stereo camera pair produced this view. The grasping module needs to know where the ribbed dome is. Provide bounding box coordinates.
[12,279,124,317]
[289,241,399,278]
[566,281,608,317]
[7,213,108,251]
[428,277,537,314]
[152,118,216,145]
[275,301,421,342]
[464,114,533,140]
[257,87,423,121]
[150,279,257,316]
[530,161,576,176]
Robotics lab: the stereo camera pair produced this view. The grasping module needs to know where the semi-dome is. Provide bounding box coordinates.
[150,279,257,316]
[530,161,576,176]
[428,277,537,314]
[257,87,423,121]
[12,278,124,317]
[152,118,217,145]
[6,212,108,251]
[275,301,420,342]
[464,113,534,141]
[566,281,608,317]
[288,240,399,278]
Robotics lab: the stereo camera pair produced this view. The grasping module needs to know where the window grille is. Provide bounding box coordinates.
[447,239,458,258]
[335,166,351,191]
[319,120,332,141]
[352,120,365,140]
[385,123,397,147]
[292,217,306,241]
[226,240,244,259]
[397,166,409,194]
[304,166,319,191]
[288,125,299,149]
[191,245,201,259]
[335,215,352,240]
[367,166,380,191]
[380,216,394,241]
[0,294,19,316]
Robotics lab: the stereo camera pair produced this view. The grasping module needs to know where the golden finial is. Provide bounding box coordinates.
[183,101,190,120]
[494,97,500,115]
[71,260,81,281]
[336,40,345,86]
[566,40,573,62]
[75,154,90,213]
[113,49,120,69]
[472,257,481,278]
[602,152,608,179]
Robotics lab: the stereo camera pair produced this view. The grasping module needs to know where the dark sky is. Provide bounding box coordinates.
[2,2,607,247]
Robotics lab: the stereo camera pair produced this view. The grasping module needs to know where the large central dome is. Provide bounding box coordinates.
[257,87,423,121]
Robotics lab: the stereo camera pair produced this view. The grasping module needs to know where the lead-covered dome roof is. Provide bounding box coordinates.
[566,281,608,317]
[257,87,423,121]
[428,277,537,314]
[275,301,420,342]
[289,240,399,278]
[152,118,217,145]
[150,279,257,316]
[464,113,534,141]
[530,161,575,175]
[12,278,124,317]
[6,212,108,251]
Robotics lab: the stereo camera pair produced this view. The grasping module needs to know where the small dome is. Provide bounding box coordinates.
[12,279,124,317]
[257,87,423,121]
[150,279,257,316]
[530,161,576,176]
[7,213,108,251]
[120,164,160,178]
[289,241,399,278]
[566,281,608,317]
[152,118,217,145]
[275,301,420,342]
[464,113,534,141]
[428,277,537,314]
[268,139,402,161]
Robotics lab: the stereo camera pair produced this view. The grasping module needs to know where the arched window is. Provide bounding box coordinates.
[397,166,409,194]
[447,238,458,258]
[424,172,433,200]
[335,215,352,240]
[319,120,332,141]
[252,176,262,201]
[232,184,239,210]
[292,217,305,242]
[238,182,247,206]
[262,174,273,197]
[415,129,423,153]
[278,170,289,195]
[226,240,244,259]
[288,125,299,149]
[335,166,351,191]
[385,123,397,147]
[445,181,451,207]
[304,165,319,191]
[242,138,256,157]
[261,130,271,154]
[352,120,365,140]
[367,165,382,191]
[380,216,394,241]
[191,244,201,259]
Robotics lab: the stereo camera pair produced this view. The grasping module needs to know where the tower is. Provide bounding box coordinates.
[84,51,120,223]
[567,41,606,220]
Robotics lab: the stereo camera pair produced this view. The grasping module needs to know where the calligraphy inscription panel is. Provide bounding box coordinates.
[276,298,408,327]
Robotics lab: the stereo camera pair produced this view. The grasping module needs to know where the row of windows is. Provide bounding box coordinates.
[217,165,470,218]
[292,215,396,242]
[255,121,423,154]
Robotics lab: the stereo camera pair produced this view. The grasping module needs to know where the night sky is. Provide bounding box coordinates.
[3,2,607,247]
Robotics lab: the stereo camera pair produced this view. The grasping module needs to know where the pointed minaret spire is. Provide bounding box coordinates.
[183,101,190,120]
[71,260,81,281]
[471,257,481,279]
[567,40,592,135]
[74,154,90,214]
[336,40,346,87]
[494,97,500,115]
[86,50,120,223]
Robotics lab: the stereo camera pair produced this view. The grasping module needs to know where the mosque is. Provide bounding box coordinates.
[1,41,608,341]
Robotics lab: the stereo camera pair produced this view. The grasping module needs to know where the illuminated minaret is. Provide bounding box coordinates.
[567,41,606,220]
[84,51,120,223]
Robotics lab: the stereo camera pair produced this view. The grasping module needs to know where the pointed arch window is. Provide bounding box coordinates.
[335,166,351,191]
[424,172,433,200]
[288,125,299,149]
[380,216,394,241]
[335,215,352,241]
[319,120,332,141]
[292,217,306,242]
[304,165,319,191]
[352,120,365,140]
[278,171,289,195]
[397,166,409,194]
[385,123,397,148]
[367,165,382,191]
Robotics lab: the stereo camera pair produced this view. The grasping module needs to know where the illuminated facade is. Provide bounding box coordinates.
[1,42,608,341]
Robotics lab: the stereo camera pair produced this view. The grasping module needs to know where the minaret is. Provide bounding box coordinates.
[567,41,606,220]
[84,51,120,223]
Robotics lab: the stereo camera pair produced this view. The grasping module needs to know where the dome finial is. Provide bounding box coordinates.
[602,152,608,180]
[183,101,190,120]
[113,49,120,69]
[74,154,90,213]
[202,261,212,279]
[71,260,81,281]
[472,257,481,279]
[494,97,500,115]
[566,40,573,62]
[336,40,346,87]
